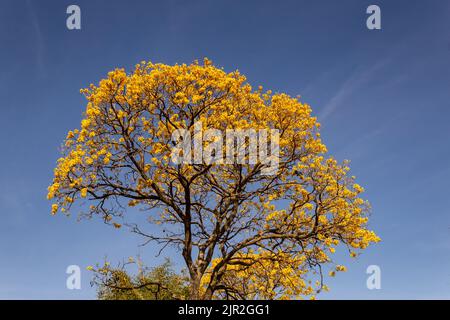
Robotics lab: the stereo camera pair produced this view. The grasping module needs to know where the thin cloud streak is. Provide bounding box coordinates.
[26,0,45,76]
[319,58,391,121]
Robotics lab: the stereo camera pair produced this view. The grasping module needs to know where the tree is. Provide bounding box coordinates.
[90,258,189,300]
[48,58,379,299]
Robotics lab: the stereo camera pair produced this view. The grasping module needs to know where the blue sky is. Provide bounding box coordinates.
[0,0,450,299]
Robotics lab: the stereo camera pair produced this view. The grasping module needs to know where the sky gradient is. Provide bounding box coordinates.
[1,0,450,299]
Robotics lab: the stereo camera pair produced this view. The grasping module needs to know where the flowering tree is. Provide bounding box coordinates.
[48,59,379,299]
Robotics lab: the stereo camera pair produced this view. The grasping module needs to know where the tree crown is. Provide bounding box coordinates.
[48,58,379,299]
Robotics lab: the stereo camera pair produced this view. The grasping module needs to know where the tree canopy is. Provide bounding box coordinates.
[48,58,379,299]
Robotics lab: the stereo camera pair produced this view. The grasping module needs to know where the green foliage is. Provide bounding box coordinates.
[92,259,189,300]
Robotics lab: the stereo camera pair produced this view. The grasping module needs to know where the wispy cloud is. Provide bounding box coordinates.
[319,58,390,121]
[26,0,45,76]
[336,111,403,157]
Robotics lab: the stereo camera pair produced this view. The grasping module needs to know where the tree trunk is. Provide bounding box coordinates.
[189,276,202,300]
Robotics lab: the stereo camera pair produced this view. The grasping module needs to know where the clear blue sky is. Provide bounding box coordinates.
[1,0,450,299]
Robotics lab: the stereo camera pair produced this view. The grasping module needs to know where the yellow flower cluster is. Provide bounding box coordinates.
[202,250,318,300]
